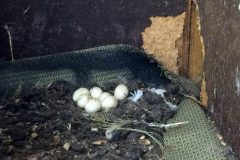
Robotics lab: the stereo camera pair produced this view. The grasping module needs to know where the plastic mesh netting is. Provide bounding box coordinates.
[164,99,225,160]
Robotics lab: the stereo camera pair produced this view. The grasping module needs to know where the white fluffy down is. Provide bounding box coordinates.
[85,99,101,113]
[128,90,143,102]
[114,84,129,100]
[149,88,166,98]
[77,95,90,108]
[101,96,118,111]
[72,88,90,102]
[90,87,103,99]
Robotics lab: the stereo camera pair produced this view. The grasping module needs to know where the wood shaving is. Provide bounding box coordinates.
[92,140,107,145]
[139,139,151,145]
[63,143,71,151]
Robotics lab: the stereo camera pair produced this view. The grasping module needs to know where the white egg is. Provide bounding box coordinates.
[114,84,129,101]
[101,96,118,112]
[90,87,103,99]
[72,88,90,102]
[85,99,101,113]
[99,92,111,102]
[77,95,90,108]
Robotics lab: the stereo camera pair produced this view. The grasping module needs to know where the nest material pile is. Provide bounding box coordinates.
[0,80,185,160]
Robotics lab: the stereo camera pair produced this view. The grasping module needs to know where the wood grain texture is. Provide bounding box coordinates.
[188,1,204,84]
[198,0,240,158]
[0,0,187,60]
[180,0,191,77]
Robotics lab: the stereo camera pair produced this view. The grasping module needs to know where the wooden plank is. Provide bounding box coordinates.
[179,0,192,77]
[188,0,204,85]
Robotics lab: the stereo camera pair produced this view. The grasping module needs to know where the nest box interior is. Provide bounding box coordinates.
[0,0,239,159]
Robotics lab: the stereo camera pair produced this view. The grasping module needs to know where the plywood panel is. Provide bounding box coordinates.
[188,1,204,84]
[198,0,240,158]
[0,0,187,60]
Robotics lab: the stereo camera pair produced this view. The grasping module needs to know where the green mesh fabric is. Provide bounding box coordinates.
[164,99,225,160]
[0,44,225,159]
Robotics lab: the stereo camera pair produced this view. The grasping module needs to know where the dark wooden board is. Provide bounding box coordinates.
[0,0,186,60]
[198,0,240,158]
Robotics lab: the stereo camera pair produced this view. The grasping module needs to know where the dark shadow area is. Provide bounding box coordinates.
[0,0,186,60]
[198,0,240,158]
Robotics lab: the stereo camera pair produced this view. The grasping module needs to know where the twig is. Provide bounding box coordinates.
[148,121,189,130]
[118,127,164,148]
[23,5,31,15]
[183,94,207,108]
[107,126,164,149]
[139,120,189,130]
[4,25,14,61]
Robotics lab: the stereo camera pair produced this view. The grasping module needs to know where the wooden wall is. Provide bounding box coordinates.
[0,0,186,60]
[198,0,240,158]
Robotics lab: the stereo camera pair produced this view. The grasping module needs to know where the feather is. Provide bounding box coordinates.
[128,90,143,102]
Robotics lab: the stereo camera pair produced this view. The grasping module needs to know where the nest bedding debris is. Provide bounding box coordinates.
[0,80,185,160]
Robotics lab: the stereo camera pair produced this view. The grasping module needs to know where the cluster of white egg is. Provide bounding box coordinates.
[72,84,129,113]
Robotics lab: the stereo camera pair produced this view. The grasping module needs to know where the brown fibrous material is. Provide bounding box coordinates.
[142,13,186,74]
